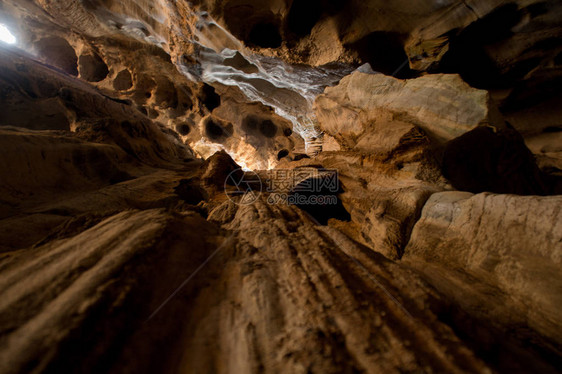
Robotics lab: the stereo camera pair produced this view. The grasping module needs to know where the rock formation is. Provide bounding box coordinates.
[0,1,561,373]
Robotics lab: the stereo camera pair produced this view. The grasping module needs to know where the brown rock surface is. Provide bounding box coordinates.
[404,191,562,370]
[315,71,503,146]
[0,0,561,373]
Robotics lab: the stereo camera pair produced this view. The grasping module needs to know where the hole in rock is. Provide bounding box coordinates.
[293,154,310,161]
[0,24,16,44]
[113,70,133,91]
[287,0,323,38]
[543,126,562,133]
[154,77,178,109]
[289,176,351,225]
[200,83,221,112]
[176,123,191,136]
[277,149,289,160]
[78,53,109,82]
[525,2,549,18]
[242,115,260,135]
[205,119,232,141]
[35,36,78,76]
[440,3,522,88]
[442,126,552,195]
[243,116,277,138]
[178,92,194,112]
[174,179,207,205]
[259,120,277,138]
[283,128,293,137]
[248,23,282,48]
[348,31,413,78]
[206,120,224,139]
[133,75,156,103]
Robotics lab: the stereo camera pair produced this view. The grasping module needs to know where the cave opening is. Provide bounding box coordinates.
[277,149,289,160]
[113,69,133,91]
[205,120,224,140]
[78,53,109,82]
[174,179,207,205]
[287,0,323,38]
[242,115,259,135]
[200,83,221,112]
[289,176,351,225]
[347,31,414,78]
[35,36,78,76]
[442,126,561,195]
[440,3,523,88]
[259,119,277,138]
[205,119,232,142]
[176,123,191,136]
[248,23,282,48]
[0,24,16,45]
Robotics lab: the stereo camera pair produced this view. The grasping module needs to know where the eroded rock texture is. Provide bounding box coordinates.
[0,0,561,373]
[404,192,562,372]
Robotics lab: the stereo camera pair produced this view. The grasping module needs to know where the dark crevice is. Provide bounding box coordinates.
[543,126,562,133]
[248,23,282,48]
[113,70,133,91]
[200,83,220,112]
[289,175,351,225]
[277,149,289,160]
[205,118,232,142]
[293,154,310,161]
[242,116,277,138]
[78,53,109,82]
[287,0,323,38]
[35,37,78,76]
[525,1,549,18]
[431,301,562,373]
[175,123,191,136]
[259,119,277,138]
[439,3,523,88]
[174,179,207,205]
[346,32,414,78]
[442,126,560,195]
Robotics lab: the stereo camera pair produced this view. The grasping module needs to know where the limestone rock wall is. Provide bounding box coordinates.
[0,0,561,373]
[404,192,562,369]
[315,71,501,146]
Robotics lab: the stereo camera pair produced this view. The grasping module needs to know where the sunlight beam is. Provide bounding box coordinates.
[0,24,16,45]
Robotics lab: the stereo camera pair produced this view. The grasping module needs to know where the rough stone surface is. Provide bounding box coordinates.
[0,0,560,373]
[404,191,562,367]
[315,71,502,145]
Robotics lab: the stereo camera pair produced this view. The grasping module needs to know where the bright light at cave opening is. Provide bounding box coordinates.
[0,24,16,45]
